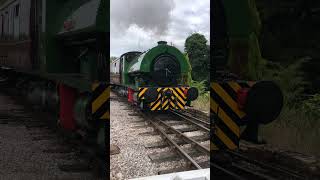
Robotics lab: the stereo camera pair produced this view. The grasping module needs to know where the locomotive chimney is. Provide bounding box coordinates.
[157,41,167,45]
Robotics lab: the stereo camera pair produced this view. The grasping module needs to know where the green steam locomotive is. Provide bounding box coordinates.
[111,41,199,111]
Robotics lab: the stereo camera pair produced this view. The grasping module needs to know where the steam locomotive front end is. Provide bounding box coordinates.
[126,41,198,111]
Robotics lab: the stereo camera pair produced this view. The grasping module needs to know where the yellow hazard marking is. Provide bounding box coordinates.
[101,111,110,119]
[162,99,169,107]
[162,98,170,110]
[176,101,184,109]
[212,83,245,118]
[210,98,217,113]
[211,142,219,151]
[150,94,162,106]
[175,88,186,99]
[92,86,110,113]
[92,83,100,91]
[215,127,237,149]
[138,88,148,97]
[151,101,161,111]
[170,101,176,108]
[170,88,185,105]
[138,87,188,110]
[227,82,242,93]
[211,99,240,137]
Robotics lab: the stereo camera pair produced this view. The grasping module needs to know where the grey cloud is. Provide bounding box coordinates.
[111,0,175,35]
[110,0,210,57]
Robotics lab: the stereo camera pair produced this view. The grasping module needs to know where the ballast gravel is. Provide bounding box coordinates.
[0,93,100,180]
[110,95,159,180]
[110,93,210,180]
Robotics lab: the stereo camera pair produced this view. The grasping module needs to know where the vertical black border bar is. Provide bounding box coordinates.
[97,0,110,177]
[106,0,110,177]
[210,0,229,173]
[210,0,228,81]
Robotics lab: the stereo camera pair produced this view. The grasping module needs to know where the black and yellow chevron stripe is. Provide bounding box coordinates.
[138,87,188,111]
[91,82,110,120]
[150,90,162,111]
[210,81,254,150]
[138,88,148,101]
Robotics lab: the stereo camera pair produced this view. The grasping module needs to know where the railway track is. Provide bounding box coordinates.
[225,150,306,180]
[138,108,307,179]
[143,112,210,170]
[168,109,210,130]
[168,110,307,179]
[112,92,311,179]
[0,88,105,179]
[135,108,211,174]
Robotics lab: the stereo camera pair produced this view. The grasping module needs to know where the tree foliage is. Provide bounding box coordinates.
[184,33,209,84]
[261,59,308,107]
[110,56,118,62]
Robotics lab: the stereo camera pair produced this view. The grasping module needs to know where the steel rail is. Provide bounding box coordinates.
[178,110,210,126]
[230,163,277,180]
[227,150,305,180]
[169,110,210,132]
[145,113,245,177]
[156,117,210,155]
[172,109,210,126]
[146,117,202,169]
[134,107,302,179]
[210,162,247,180]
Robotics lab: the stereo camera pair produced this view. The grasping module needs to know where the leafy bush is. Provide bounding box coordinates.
[189,80,207,95]
[301,94,320,120]
[260,59,308,107]
[260,58,320,155]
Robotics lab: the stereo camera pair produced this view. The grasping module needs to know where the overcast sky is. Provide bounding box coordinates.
[110,0,210,57]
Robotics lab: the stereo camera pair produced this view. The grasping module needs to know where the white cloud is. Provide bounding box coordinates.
[110,0,210,57]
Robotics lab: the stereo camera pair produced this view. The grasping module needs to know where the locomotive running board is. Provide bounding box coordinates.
[210,81,254,150]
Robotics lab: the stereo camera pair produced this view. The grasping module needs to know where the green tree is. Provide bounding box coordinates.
[184,33,209,83]
[110,56,118,63]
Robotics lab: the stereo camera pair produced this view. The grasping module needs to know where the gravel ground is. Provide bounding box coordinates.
[110,94,159,180]
[110,92,210,180]
[0,93,100,180]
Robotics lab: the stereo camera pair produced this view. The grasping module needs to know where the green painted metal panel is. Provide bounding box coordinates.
[223,0,264,79]
[222,0,261,39]
[122,58,130,85]
[222,0,251,38]
[96,0,108,33]
[41,0,107,90]
[45,0,103,74]
[127,44,191,73]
